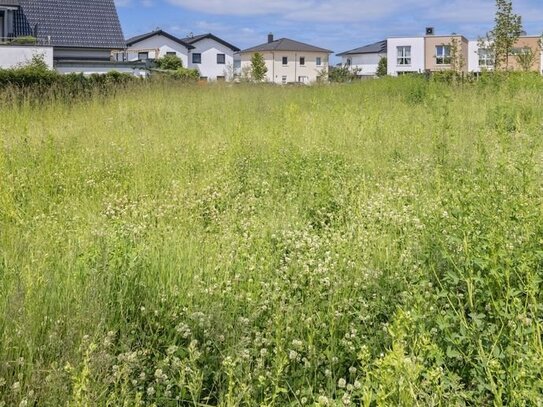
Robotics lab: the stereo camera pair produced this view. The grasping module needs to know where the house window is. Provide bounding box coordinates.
[192,53,202,64]
[138,52,149,60]
[217,53,226,64]
[397,46,411,65]
[166,52,176,56]
[478,48,493,67]
[298,76,308,84]
[435,45,451,65]
[316,57,322,66]
[282,56,288,65]
[282,75,287,84]
[299,57,305,66]
[346,58,352,66]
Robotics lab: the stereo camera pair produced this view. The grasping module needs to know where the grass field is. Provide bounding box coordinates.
[1,76,543,406]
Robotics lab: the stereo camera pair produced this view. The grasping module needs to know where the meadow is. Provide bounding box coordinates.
[1,75,543,406]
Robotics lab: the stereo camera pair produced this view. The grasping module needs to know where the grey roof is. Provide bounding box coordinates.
[180,33,240,52]
[240,38,332,54]
[127,30,194,49]
[0,0,20,6]
[13,0,126,49]
[337,40,387,56]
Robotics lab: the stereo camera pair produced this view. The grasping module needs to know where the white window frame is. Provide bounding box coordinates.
[316,57,322,66]
[478,48,493,67]
[299,56,305,66]
[397,46,412,66]
[436,45,451,65]
[282,56,288,66]
[281,75,287,84]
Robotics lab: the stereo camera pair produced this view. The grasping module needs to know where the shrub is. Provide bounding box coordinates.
[171,67,200,82]
[10,35,37,45]
[156,54,183,70]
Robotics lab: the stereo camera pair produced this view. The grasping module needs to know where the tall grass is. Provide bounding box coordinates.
[1,76,543,406]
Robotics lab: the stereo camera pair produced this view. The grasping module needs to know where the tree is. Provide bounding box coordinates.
[450,38,465,74]
[250,52,268,82]
[376,57,388,77]
[484,0,523,70]
[515,47,535,71]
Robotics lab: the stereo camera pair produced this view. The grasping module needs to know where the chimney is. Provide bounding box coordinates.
[268,33,274,43]
[426,27,435,36]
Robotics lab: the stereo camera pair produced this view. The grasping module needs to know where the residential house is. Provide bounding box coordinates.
[0,0,145,75]
[239,34,332,84]
[387,28,469,75]
[126,29,194,68]
[337,40,387,78]
[386,36,425,76]
[424,32,469,73]
[180,33,240,81]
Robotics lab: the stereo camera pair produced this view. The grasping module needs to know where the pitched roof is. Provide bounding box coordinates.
[337,40,387,56]
[126,30,194,49]
[180,33,240,52]
[13,0,126,49]
[240,38,333,54]
[0,0,20,6]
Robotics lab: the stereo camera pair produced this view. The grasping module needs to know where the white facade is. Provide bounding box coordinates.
[187,37,235,81]
[126,34,190,68]
[0,45,54,69]
[341,52,385,77]
[386,37,425,76]
[240,51,329,84]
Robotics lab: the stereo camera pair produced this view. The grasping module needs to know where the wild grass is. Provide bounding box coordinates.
[1,76,543,406]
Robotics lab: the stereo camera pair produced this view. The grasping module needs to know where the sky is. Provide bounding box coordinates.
[116,0,543,60]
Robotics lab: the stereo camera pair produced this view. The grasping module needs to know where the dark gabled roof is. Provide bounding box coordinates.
[0,0,20,6]
[240,38,333,54]
[179,33,240,52]
[13,0,126,49]
[337,40,387,56]
[126,30,194,49]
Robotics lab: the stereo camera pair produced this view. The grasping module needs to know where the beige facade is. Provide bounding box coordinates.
[424,35,469,72]
[240,51,329,84]
[505,36,542,72]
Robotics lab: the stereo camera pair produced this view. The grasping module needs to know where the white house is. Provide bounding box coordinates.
[239,34,332,84]
[126,29,194,68]
[386,37,425,76]
[336,40,387,78]
[0,0,145,75]
[180,33,240,81]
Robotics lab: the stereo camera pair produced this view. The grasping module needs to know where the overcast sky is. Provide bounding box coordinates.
[116,0,543,58]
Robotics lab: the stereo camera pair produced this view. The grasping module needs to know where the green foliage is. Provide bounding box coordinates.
[170,66,200,81]
[328,64,361,83]
[0,63,136,103]
[376,57,387,77]
[485,0,523,69]
[155,54,184,70]
[2,75,543,406]
[250,52,268,82]
[9,35,37,45]
[515,47,536,71]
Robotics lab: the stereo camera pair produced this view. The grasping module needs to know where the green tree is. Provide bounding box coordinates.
[515,47,535,71]
[250,52,268,82]
[485,0,523,69]
[376,57,388,77]
[450,38,465,74]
